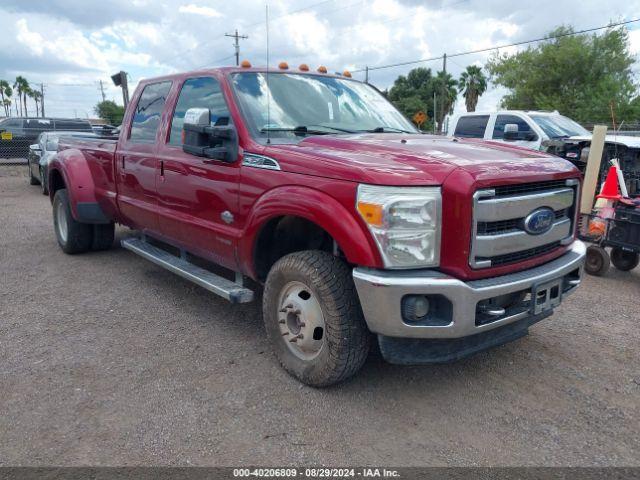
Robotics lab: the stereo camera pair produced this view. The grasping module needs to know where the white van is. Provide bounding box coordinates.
[447,110,592,150]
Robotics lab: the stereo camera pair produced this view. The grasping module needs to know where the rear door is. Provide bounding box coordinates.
[155,75,240,270]
[453,115,490,139]
[116,80,172,234]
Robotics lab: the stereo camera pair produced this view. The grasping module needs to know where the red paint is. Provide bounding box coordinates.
[49,67,581,282]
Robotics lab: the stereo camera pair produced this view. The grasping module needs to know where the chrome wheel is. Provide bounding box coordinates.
[56,200,68,243]
[277,281,325,361]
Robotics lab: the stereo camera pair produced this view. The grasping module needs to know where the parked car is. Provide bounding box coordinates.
[448,110,640,195]
[48,66,586,386]
[28,131,97,194]
[0,117,92,159]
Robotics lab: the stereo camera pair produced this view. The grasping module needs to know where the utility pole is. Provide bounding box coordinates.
[99,80,106,102]
[225,29,249,66]
[365,66,369,84]
[439,53,447,134]
[39,83,45,118]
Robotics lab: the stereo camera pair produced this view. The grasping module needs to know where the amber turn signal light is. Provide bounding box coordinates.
[357,202,383,227]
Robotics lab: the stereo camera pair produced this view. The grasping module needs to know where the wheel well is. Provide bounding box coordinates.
[254,216,338,281]
[49,169,66,201]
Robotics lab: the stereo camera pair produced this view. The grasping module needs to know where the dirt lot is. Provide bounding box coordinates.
[1,165,639,467]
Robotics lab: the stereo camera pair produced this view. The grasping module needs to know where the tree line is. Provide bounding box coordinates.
[0,76,44,118]
[388,25,640,129]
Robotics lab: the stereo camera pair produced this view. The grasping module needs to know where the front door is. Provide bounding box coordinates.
[155,76,240,271]
[116,80,172,234]
[490,114,539,149]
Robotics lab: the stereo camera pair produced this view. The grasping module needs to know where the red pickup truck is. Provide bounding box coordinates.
[48,65,586,386]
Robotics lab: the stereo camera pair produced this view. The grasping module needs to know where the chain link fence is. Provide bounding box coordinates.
[0,137,32,165]
[582,123,640,137]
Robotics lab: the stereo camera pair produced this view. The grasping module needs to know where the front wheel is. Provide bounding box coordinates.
[53,189,93,254]
[263,251,371,387]
[40,166,48,195]
[29,164,39,186]
[610,247,639,271]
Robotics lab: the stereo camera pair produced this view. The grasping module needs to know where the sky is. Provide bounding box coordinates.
[0,0,639,120]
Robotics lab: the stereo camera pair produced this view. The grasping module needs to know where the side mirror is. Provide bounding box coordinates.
[503,123,519,141]
[182,108,238,163]
[30,144,41,151]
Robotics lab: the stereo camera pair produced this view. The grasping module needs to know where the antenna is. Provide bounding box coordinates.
[266,4,271,145]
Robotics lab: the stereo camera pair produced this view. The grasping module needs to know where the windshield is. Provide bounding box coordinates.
[530,114,589,138]
[231,72,417,140]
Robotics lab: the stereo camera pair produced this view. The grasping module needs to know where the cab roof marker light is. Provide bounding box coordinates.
[240,60,252,68]
[278,62,289,70]
[299,64,310,71]
[317,65,327,73]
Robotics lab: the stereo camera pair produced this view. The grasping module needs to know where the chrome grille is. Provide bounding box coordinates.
[470,179,579,269]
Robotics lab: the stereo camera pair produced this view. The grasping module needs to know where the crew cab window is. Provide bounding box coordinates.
[492,115,535,140]
[454,115,489,138]
[169,77,231,145]
[129,81,172,143]
[25,119,54,134]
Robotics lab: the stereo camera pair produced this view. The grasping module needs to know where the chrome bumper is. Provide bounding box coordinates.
[353,241,586,339]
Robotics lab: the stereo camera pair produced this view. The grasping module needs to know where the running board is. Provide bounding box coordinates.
[121,237,254,304]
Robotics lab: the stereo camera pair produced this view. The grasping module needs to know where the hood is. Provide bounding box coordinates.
[569,134,640,149]
[266,134,578,186]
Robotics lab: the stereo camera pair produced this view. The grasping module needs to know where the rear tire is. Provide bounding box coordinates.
[585,245,610,276]
[92,223,115,251]
[53,189,93,254]
[610,248,639,271]
[263,250,371,387]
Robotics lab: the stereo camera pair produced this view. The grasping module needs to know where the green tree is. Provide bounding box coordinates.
[486,26,640,123]
[458,65,488,112]
[94,100,125,125]
[388,67,456,132]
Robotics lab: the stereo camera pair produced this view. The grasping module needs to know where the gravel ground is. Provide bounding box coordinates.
[1,165,639,467]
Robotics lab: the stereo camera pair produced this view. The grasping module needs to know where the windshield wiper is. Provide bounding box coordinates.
[260,126,332,136]
[360,126,415,134]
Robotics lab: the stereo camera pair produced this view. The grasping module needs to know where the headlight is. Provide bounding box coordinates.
[356,184,441,268]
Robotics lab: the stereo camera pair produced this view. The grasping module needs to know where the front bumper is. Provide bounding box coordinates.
[352,240,586,340]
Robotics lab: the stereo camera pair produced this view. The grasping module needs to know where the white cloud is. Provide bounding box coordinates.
[178,4,223,18]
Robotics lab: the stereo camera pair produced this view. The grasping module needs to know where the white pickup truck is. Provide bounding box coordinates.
[448,110,640,195]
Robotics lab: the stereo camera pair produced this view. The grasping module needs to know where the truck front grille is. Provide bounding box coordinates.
[470,179,580,269]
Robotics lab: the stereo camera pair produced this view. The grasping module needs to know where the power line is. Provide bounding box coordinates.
[353,17,640,73]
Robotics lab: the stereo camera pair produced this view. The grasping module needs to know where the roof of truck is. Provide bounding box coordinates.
[136,65,356,84]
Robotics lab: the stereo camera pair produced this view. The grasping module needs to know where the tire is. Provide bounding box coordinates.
[263,250,371,387]
[91,223,115,251]
[585,245,610,276]
[610,247,640,271]
[52,189,93,254]
[40,166,48,195]
[29,164,39,186]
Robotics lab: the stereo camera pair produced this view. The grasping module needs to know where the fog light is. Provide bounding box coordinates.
[402,295,430,322]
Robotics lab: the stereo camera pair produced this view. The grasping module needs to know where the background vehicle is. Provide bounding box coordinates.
[47,66,586,386]
[448,110,640,195]
[0,117,92,159]
[27,131,97,194]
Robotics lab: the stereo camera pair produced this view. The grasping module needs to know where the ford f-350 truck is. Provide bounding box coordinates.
[48,64,586,386]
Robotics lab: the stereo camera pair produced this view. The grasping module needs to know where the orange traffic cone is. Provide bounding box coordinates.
[597,166,622,200]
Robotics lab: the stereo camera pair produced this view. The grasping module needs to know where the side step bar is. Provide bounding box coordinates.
[121,237,254,304]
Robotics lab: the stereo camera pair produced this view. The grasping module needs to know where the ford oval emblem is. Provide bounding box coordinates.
[524,208,555,235]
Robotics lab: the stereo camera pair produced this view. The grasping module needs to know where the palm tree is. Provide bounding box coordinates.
[0,80,11,116]
[13,76,30,116]
[458,65,488,112]
[29,89,42,117]
[3,99,11,116]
